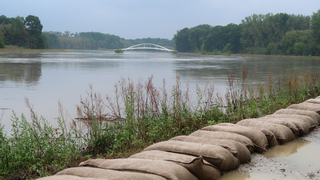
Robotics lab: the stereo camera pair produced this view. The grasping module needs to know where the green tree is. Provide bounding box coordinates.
[311,9,320,55]
[0,36,5,48]
[25,15,45,49]
[174,28,191,52]
[24,15,43,37]
[11,16,28,47]
[240,13,310,54]
[280,30,312,55]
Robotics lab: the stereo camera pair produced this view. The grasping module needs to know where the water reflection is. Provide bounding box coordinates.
[174,55,320,89]
[262,139,311,157]
[221,136,318,180]
[220,171,295,180]
[220,171,251,180]
[0,62,42,86]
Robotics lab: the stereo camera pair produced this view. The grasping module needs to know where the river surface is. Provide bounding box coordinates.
[1,51,320,133]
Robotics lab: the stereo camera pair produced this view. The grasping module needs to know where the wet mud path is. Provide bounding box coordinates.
[221,128,320,180]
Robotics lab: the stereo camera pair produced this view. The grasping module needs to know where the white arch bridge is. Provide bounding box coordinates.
[121,43,173,52]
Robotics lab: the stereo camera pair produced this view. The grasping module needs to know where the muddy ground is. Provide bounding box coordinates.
[220,128,320,180]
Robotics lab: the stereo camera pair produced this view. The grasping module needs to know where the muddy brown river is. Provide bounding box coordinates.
[221,128,320,180]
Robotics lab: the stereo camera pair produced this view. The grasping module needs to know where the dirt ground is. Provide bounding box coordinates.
[220,128,320,180]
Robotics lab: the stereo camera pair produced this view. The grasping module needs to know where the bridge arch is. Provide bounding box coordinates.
[122,43,173,52]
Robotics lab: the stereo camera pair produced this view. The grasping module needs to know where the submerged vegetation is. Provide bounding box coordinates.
[0,69,320,179]
[114,49,124,53]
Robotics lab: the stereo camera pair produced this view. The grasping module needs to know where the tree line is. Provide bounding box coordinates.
[0,15,175,50]
[43,31,175,50]
[0,15,46,49]
[174,9,320,56]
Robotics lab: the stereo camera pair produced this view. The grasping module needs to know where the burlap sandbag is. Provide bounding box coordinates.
[190,130,255,153]
[262,115,310,135]
[79,158,197,180]
[258,117,301,136]
[274,108,320,125]
[214,123,278,147]
[37,175,106,180]
[129,150,221,180]
[288,103,320,115]
[305,98,320,104]
[56,167,166,180]
[267,113,318,129]
[201,124,268,153]
[170,135,251,163]
[236,119,295,144]
[143,140,239,171]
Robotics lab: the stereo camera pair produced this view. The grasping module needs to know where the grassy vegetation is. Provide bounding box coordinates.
[114,49,124,53]
[0,70,320,179]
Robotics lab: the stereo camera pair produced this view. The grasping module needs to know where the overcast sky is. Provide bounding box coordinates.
[1,0,319,39]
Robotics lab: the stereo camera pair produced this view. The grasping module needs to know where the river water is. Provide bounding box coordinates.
[1,51,320,133]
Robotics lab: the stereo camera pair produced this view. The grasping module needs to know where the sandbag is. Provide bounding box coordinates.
[258,117,301,136]
[202,124,268,153]
[266,113,318,129]
[214,123,278,147]
[262,115,310,135]
[190,130,255,153]
[37,175,106,180]
[170,135,251,163]
[305,98,320,104]
[56,167,166,180]
[274,108,320,125]
[236,119,295,144]
[288,103,320,115]
[129,150,221,180]
[79,158,197,180]
[143,140,239,171]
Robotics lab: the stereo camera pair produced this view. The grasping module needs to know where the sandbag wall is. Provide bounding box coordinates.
[38,97,320,180]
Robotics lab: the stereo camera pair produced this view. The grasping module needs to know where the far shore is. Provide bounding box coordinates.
[0,46,74,53]
[1,47,320,59]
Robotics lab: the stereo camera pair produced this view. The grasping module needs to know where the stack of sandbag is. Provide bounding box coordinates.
[287,101,320,116]
[37,97,320,180]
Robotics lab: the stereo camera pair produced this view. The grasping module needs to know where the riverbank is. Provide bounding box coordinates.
[235,53,320,59]
[0,70,320,179]
[0,46,73,53]
[176,51,320,59]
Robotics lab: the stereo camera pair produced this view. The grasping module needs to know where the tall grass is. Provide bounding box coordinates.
[0,69,319,179]
[0,99,84,179]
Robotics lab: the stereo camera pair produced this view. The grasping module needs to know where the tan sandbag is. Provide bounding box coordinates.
[37,175,106,180]
[258,117,301,136]
[236,119,295,144]
[267,113,318,129]
[253,127,279,147]
[288,103,320,115]
[56,167,166,180]
[216,123,278,147]
[79,158,197,180]
[274,108,320,125]
[202,124,268,153]
[129,150,221,180]
[190,130,255,153]
[305,98,320,104]
[170,135,251,163]
[143,140,239,171]
[263,115,310,135]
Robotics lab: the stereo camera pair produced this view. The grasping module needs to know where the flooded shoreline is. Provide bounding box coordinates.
[221,128,320,180]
